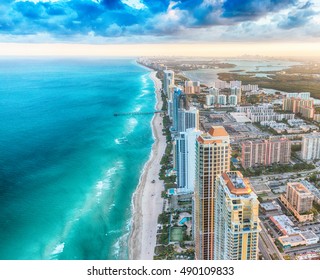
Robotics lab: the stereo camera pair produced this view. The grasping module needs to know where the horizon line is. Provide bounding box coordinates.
[0,42,320,58]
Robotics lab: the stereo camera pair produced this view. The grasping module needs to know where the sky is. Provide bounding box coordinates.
[0,0,320,57]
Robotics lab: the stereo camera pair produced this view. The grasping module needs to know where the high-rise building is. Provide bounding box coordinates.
[175,128,201,193]
[172,89,187,131]
[163,70,175,100]
[209,87,219,96]
[184,80,201,94]
[194,126,231,260]
[285,182,314,214]
[280,182,314,222]
[230,80,242,88]
[214,171,260,260]
[283,97,314,119]
[241,138,291,168]
[206,94,215,106]
[177,107,199,133]
[231,87,242,103]
[301,133,320,160]
[228,95,238,106]
[193,81,201,94]
[218,94,227,105]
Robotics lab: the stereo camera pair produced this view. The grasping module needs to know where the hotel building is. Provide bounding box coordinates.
[194,126,231,260]
[214,171,260,260]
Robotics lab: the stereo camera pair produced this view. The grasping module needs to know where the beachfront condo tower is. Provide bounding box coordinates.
[194,126,231,260]
[163,70,175,101]
[214,171,260,260]
[176,128,201,193]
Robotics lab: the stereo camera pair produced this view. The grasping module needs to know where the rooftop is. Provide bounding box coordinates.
[279,234,305,244]
[208,126,229,137]
[260,201,281,211]
[288,182,312,195]
[222,171,252,196]
[300,230,318,240]
[197,126,229,144]
[270,215,298,236]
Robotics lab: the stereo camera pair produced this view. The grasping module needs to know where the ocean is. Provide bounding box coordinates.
[0,58,155,260]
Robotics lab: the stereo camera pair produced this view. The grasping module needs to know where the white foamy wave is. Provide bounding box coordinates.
[112,231,131,259]
[134,105,142,112]
[126,117,138,134]
[139,89,150,98]
[109,203,116,210]
[95,162,123,202]
[112,239,121,258]
[114,137,128,145]
[51,242,65,256]
[95,181,104,199]
[141,74,148,86]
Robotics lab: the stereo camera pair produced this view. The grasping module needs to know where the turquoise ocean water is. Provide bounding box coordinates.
[0,58,155,260]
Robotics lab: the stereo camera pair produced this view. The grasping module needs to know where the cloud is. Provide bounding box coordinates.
[278,3,318,29]
[0,0,319,43]
[222,0,298,19]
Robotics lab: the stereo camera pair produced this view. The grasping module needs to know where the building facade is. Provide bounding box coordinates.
[194,126,231,260]
[286,182,314,213]
[177,107,199,133]
[175,128,201,193]
[163,70,175,100]
[301,133,320,160]
[241,138,291,168]
[214,171,260,260]
[283,97,315,119]
[280,182,314,222]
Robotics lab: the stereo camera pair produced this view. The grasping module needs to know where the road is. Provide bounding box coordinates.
[250,168,318,182]
[259,222,283,260]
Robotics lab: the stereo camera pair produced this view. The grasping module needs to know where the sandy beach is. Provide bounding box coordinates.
[128,70,166,259]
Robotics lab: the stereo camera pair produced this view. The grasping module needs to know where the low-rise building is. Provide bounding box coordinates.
[300,231,319,245]
[269,215,298,236]
[260,201,282,214]
[278,234,306,249]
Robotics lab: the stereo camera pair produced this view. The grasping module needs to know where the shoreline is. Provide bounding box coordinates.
[128,70,166,259]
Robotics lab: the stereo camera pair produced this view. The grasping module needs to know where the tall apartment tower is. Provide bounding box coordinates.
[177,107,199,133]
[163,70,175,100]
[175,128,202,193]
[286,182,314,214]
[172,89,187,131]
[214,171,260,260]
[231,87,242,103]
[241,138,291,169]
[301,133,320,160]
[194,126,231,260]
